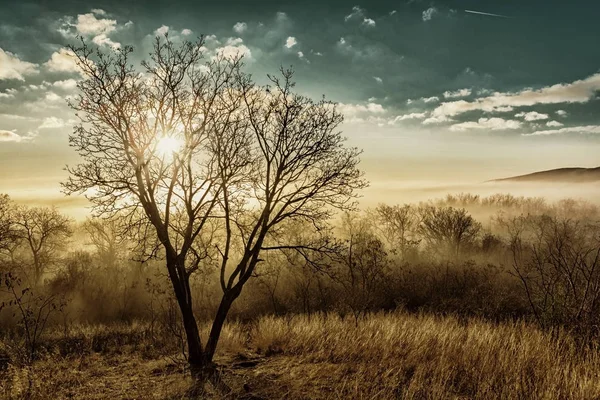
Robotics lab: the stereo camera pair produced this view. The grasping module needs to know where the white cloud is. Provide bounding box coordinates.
[390,10,397,15]
[345,6,364,22]
[363,18,376,27]
[297,51,309,63]
[336,102,386,123]
[58,10,127,49]
[0,48,39,81]
[449,117,522,131]
[431,72,600,120]
[75,12,117,36]
[92,34,121,49]
[52,79,78,91]
[44,48,82,75]
[443,88,472,98]
[390,112,427,123]
[39,117,75,129]
[181,28,193,36]
[214,38,252,60]
[422,96,439,103]
[338,102,385,116]
[556,109,568,117]
[233,22,247,34]
[423,115,452,125]
[546,120,564,127]
[285,36,297,49]
[524,125,600,136]
[0,130,28,142]
[45,92,62,102]
[373,76,383,84]
[155,25,169,36]
[422,7,437,21]
[515,111,549,121]
[0,89,15,99]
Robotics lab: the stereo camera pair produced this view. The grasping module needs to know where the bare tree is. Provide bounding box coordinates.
[503,214,600,334]
[83,218,125,269]
[13,206,72,283]
[63,35,366,381]
[0,195,18,257]
[374,204,418,259]
[418,206,481,257]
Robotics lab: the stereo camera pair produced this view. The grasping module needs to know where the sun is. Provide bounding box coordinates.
[156,136,182,158]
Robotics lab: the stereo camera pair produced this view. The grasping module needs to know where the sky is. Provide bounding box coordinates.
[1,0,600,217]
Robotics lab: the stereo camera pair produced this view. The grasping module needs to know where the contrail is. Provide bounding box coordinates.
[465,9,510,18]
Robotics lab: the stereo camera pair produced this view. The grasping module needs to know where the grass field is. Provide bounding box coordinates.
[2,312,600,399]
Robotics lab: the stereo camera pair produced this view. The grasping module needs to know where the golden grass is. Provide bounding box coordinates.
[247,313,600,399]
[2,312,600,399]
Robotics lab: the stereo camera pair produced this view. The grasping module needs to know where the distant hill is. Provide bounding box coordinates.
[490,167,600,183]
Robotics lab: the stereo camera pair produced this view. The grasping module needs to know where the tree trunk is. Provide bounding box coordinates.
[204,287,241,362]
[166,258,205,377]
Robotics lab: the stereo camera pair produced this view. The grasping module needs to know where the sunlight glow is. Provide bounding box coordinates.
[156,136,183,158]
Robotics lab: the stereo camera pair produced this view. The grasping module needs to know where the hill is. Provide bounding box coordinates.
[491,167,600,183]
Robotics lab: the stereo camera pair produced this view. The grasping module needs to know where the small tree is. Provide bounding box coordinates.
[13,206,72,284]
[63,35,366,381]
[374,204,418,259]
[0,195,18,257]
[418,206,481,257]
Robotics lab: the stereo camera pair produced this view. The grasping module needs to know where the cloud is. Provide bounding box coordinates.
[431,72,600,120]
[181,29,193,36]
[422,7,438,21]
[443,88,472,98]
[0,130,28,142]
[422,96,440,103]
[90,9,106,16]
[338,102,385,115]
[45,92,62,102]
[524,125,600,136]
[0,89,16,99]
[390,112,427,123]
[449,117,522,131]
[373,76,383,84]
[515,111,549,121]
[58,9,124,49]
[75,11,117,36]
[345,6,364,22]
[44,48,82,75]
[345,6,375,26]
[233,22,247,34]
[155,25,169,36]
[92,34,120,49]
[39,117,75,129]
[51,79,78,91]
[0,48,39,81]
[546,120,564,127]
[336,102,386,124]
[214,38,252,60]
[285,36,297,49]
[423,115,452,125]
[363,18,376,27]
[556,109,568,117]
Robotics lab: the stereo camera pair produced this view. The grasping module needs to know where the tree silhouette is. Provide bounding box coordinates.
[63,35,366,381]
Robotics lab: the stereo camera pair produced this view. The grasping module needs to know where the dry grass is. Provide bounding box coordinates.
[2,312,600,399]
